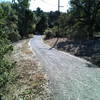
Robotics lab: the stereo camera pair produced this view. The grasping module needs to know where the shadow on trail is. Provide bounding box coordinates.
[86,63,99,68]
[49,38,59,50]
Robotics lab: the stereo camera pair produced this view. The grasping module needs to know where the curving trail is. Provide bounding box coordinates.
[30,35,100,100]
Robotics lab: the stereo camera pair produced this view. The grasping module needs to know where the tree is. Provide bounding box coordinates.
[35,7,43,17]
[70,0,100,39]
[48,11,60,28]
[13,0,34,37]
[24,9,34,35]
[36,14,48,34]
[0,2,21,42]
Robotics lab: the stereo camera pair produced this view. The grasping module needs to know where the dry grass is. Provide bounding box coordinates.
[5,39,50,100]
[21,49,32,54]
[44,38,67,47]
[20,40,33,54]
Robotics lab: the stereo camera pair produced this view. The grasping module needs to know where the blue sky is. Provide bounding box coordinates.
[0,0,70,12]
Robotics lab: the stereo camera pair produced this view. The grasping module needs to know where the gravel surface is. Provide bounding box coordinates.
[30,35,100,100]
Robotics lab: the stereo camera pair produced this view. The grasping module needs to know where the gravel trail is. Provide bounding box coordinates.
[30,35,100,100]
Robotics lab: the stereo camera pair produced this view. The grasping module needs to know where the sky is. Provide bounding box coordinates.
[29,0,70,12]
[0,0,70,12]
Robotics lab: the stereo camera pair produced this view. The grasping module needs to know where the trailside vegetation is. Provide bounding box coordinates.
[0,2,14,98]
[0,0,100,98]
[44,0,100,40]
[0,0,35,99]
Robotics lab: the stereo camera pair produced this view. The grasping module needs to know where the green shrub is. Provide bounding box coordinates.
[0,36,14,99]
[69,22,88,40]
[8,31,21,42]
[44,28,55,39]
[44,26,66,39]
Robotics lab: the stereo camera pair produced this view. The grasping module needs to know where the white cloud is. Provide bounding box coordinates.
[29,0,70,12]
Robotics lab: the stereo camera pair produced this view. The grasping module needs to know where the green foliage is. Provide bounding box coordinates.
[0,2,21,42]
[17,0,30,8]
[36,14,48,33]
[0,2,15,99]
[12,0,35,37]
[35,7,43,17]
[45,0,100,40]
[44,28,55,39]
[0,28,14,100]
[69,0,100,39]
[67,22,89,40]
[33,9,60,35]
[48,11,60,28]
[44,26,62,39]
[18,9,34,37]
[44,0,100,40]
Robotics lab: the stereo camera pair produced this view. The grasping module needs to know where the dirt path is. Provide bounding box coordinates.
[30,35,100,100]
